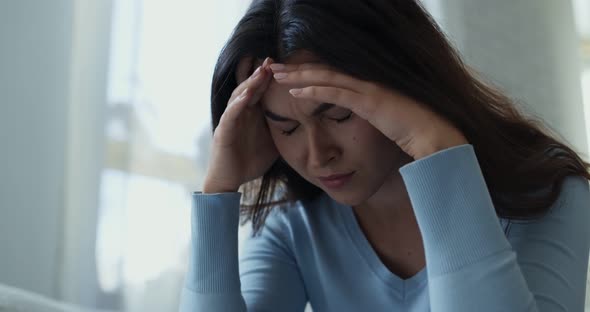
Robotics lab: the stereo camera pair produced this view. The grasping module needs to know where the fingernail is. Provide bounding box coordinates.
[289,88,301,95]
[270,63,285,71]
[262,57,269,67]
[274,72,288,80]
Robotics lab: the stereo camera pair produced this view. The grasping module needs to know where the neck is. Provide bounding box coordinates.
[352,170,414,229]
[352,152,416,230]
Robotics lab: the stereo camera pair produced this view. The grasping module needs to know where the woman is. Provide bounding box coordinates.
[180,0,590,311]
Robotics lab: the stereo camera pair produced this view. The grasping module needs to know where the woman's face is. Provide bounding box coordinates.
[260,51,409,206]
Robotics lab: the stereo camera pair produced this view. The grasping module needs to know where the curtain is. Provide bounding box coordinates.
[94,0,252,311]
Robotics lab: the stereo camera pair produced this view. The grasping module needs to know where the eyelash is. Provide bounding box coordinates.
[281,112,353,136]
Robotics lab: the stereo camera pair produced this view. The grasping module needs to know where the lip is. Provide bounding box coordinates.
[318,172,354,180]
[317,171,355,189]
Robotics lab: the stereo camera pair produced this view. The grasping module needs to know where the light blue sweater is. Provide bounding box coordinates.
[179,144,590,311]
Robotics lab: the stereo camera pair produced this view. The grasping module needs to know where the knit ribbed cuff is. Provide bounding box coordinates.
[179,287,247,312]
[184,192,243,293]
[399,144,510,277]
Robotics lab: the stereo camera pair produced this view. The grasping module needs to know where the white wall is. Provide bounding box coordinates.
[60,0,112,307]
[0,0,113,308]
[435,0,589,157]
[0,0,74,298]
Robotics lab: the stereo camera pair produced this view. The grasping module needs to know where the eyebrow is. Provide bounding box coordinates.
[264,103,335,122]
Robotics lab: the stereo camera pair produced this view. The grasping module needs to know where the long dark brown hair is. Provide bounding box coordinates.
[209,0,590,235]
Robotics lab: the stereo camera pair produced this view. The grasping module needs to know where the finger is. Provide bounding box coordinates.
[243,64,271,102]
[246,58,274,107]
[222,88,251,123]
[273,68,373,93]
[221,57,272,130]
[289,86,378,122]
[226,58,271,113]
[232,56,261,99]
[253,57,266,70]
[231,57,270,101]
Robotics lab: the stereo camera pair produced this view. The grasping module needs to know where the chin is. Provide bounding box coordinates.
[322,189,367,207]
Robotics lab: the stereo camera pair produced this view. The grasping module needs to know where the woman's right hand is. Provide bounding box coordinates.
[203,56,279,193]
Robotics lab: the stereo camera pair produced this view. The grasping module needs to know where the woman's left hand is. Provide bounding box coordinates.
[270,62,469,160]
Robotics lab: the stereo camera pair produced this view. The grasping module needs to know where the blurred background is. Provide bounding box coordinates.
[0,0,589,311]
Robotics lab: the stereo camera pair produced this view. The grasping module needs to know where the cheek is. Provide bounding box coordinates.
[269,130,304,166]
[342,119,394,156]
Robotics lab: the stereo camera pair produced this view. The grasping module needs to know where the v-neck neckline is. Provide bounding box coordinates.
[334,198,428,294]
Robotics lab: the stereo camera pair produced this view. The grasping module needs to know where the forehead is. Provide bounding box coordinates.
[261,51,322,113]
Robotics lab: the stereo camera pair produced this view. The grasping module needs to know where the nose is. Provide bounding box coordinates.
[306,127,338,169]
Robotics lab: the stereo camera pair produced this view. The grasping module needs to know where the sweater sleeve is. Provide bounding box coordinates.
[178,192,307,312]
[399,144,590,312]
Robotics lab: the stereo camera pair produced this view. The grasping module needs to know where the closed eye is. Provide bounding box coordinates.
[282,126,299,136]
[281,112,353,136]
[328,111,353,123]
